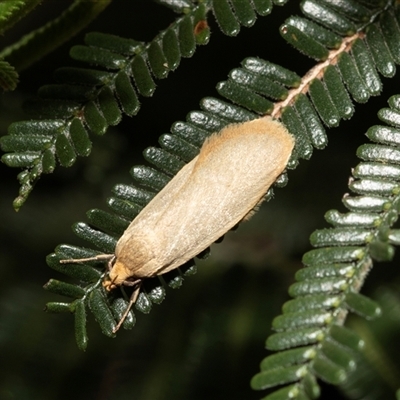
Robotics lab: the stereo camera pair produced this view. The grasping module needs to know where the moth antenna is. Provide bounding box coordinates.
[113,280,142,333]
[59,254,114,264]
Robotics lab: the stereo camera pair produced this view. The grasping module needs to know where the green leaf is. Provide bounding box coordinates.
[88,289,116,337]
[301,0,356,35]
[312,353,347,384]
[110,298,136,330]
[280,23,329,61]
[260,347,316,371]
[267,328,324,351]
[308,78,340,127]
[43,279,85,299]
[329,325,364,352]
[212,0,240,36]
[0,0,42,35]
[0,60,19,91]
[1,0,112,72]
[251,364,307,390]
[74,300,88,351]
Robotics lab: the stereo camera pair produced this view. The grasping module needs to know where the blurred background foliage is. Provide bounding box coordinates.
[1,1,400,399]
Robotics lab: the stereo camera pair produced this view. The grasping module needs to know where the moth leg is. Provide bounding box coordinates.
[113,280,142,333]
[106,257,116,272]
[59,254,114,264]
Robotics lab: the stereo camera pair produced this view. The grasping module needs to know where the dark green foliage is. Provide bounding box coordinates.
[0,60,19,91]
[34,4,400,366]
[366,23,397,77]
[352,39,382,96]
[323,65,354,120]
[308,79,340,127]
[212,0,242,36]
[285,16,342,50]
[2,0,300,211]
[252,95,400,398]
[380,10,400,64]
[338,52,370,103]
[0,0,113,72]
[281,106,313,160]
[0,0,43,35]
[280,23,330,61]
[44,75,307,351]
[293,94,327,149]
[3,0,400,399]
[301,0,357,35]
[1,2,213,210]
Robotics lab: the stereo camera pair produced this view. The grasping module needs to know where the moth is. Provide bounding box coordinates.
[62,117,294,331]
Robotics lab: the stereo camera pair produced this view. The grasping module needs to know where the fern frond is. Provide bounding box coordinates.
[251,94,400,399]
[1,0,293,211]
[42,0,400,351]
[42,52,306,350]
[155,0,195,14]
[0,0,112,73]
[339,286,400,398]
[0,60,19,91]
[0,0,42,35]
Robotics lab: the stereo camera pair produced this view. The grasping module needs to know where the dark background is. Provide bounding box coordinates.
[1,1,400,399]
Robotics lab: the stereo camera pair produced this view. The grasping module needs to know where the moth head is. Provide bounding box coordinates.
[102,278,117,291]
[102,259,131,291]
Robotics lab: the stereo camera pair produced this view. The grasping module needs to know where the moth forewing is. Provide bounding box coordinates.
[109,117,294,285]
